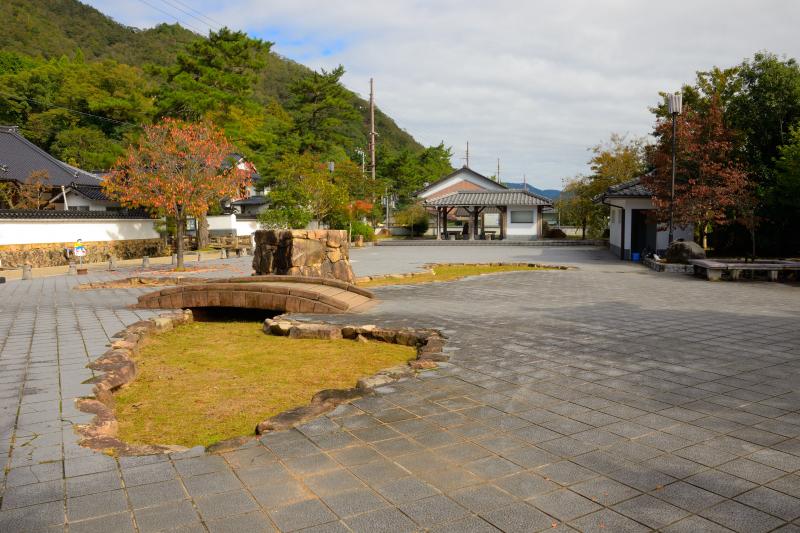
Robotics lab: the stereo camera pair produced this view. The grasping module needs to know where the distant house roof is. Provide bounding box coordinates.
[415,166,506,197]
[231,195,267,206]
[423,190,553,207]
[595,175,653,203]
[0,209,150,219]
[0,126,103,187]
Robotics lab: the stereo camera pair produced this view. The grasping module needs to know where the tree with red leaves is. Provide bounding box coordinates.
[643,98,750,248]
[104,119,250,269]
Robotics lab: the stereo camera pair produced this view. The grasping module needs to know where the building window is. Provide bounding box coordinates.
[510,210,534,223]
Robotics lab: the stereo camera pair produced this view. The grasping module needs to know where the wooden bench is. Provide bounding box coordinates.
[690,259,800,281]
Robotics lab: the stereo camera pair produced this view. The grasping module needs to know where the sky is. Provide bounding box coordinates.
[85,0,800,189]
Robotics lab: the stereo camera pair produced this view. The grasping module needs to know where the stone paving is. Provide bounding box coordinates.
[0,246,799,532]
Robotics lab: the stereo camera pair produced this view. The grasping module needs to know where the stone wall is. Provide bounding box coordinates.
[252,230,354,283]
[0,239,166,268]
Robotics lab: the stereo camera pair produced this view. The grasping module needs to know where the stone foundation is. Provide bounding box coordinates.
[252,229,354,283]
[0,238,166,268]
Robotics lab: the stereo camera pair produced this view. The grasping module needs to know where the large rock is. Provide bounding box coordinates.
[666,240,706,264]
[252,229,354,283]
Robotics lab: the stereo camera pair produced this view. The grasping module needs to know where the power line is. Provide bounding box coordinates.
[0,90,142,128]
[164,0,226,30]
[158,0,220,32]
[135,0,207,34]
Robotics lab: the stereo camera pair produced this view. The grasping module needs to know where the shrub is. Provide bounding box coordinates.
[350,220,376,242]
[547,228,567,239]
[394,204,430,236]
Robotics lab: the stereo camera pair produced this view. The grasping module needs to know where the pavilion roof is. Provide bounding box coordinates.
[423,190,552,207]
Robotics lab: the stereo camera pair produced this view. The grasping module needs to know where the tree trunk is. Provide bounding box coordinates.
[198,214,209,250]
[176,209,185,270]
[581,219,587,239]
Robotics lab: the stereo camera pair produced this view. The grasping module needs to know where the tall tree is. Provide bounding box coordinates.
[104,119,250,269]
[643,98,750,247]
[286,66,359,154]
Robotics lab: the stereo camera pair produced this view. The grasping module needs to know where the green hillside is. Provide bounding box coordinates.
[0,0,422,156]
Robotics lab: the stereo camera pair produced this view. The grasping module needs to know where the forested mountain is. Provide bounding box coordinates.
[0,0,425,167]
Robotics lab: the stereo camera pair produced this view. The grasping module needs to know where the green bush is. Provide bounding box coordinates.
[350,221,376,242]
[547,228,567,239]
[395,204,430,236]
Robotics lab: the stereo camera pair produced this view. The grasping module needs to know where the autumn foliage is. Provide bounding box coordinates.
[643,99,750,245]
[104,119,250,268]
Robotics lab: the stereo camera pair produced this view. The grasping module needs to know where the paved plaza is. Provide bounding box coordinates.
[1,246,799,532]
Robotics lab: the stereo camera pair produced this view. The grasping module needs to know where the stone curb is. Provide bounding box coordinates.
[256,318,449,434]
[74,310,194,456]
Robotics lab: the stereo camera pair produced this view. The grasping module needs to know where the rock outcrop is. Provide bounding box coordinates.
[252,230,354,283]
[666,240,706,264]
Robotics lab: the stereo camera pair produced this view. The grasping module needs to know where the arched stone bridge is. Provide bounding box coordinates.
[135,275,376,314]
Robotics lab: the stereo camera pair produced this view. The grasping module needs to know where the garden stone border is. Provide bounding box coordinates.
[75,309,194,456]
[354,261,570,284]
[74,311,447,455]
[256,317,448,434]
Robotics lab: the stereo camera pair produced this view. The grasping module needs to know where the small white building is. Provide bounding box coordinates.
[597,176,693,260]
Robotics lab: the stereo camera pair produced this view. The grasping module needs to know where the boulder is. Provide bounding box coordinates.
[666,240,706,264]
[252,229,354,283]
[288,324,343,340]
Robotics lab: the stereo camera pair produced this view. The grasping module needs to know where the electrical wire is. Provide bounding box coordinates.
[0,90,142,128]
[135,0,207,34]
[160,0,225,30]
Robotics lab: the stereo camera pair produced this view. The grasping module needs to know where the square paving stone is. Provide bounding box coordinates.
[182,470,243,497]
[607,465,676,492]
[686,469,758,498]
[569,508,650,532]
[674,443,738,467]
[304,469,366,496]
[121,463,177,487]
[375,477,439,504]
[328,446,382,466]
[768,474,800,498]
[650,481,725,513]
[749,449,800,472]
[438,442,492,464]
[494,471,559,499]
[661,515,734,533]
[699,499,785,533]
[194,489,259,521]
[417,465,482,492]
[67,489,128,521]
[613,494,690,529]
[250,479,310,509]
[482,502,556,532]
[68,512,135,533]
[501,445,560,468]
[429,515,501,532]
[717,458,786,484]
[369,436,425,457]
[537,436,598,458]
[284,453,340,476]
[66,470,122,497]
[0,500,65,531]
[172,455,228,477]
[291,520,350,533]
[205,510,274,533]
[349,459,409,487]
[644,454,706,479]
[463,456,522,479]
[268,498,337,532]
[530,488,602,521]
[343,507,417,533]
[1,479,64,509]
[570,476,641,506]
[450,483,517,514]
[134,500,199,533]
[735,487,800,521]
[322,489,387,517]
[126,479,186,509]
[538,460,598,486]
[398,494,469,527]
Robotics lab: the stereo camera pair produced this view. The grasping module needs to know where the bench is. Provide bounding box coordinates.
[690,259,800,281]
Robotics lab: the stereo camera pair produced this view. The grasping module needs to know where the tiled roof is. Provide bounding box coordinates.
[0,126,102,187]
[424,190,553,207]
[416,166,507,196]
[231,195,267,206]
[71,184,110,201]
[601,176,653,199]
[0,209,150,219]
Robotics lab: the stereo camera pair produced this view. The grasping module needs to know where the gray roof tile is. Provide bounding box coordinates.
[424,190,552,207]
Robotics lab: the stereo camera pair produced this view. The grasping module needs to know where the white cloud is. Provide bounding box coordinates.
[86,0,800,188]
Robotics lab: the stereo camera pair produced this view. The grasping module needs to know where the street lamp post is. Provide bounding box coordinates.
[667,91,682,245]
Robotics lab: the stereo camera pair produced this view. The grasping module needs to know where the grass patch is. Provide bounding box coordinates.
[358,263,560,288]
[115,321,416,448]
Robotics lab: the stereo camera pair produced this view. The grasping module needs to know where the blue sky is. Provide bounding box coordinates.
[85,1,800,189]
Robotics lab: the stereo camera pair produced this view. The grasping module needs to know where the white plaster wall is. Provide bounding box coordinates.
[0,219,159,245]
[609,206,622,248]
[418,170,505,199]
[605,198,694,255]
[207,214,237,231]
[504,206,538,238]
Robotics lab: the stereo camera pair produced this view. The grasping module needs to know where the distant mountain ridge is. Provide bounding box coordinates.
[502,182,561,200]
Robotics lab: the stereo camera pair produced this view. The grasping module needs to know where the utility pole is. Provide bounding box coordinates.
[496,158,500,182]
[369,78,376,180]
[466,142,470,167]
[667,91,682,246]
